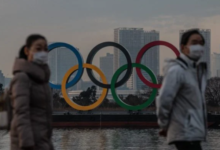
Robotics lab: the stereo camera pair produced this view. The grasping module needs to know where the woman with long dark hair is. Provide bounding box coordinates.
[10,34,54,150]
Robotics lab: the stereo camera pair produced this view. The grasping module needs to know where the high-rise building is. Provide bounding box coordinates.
[114,28,160,90]
[180,29,211,78]
[100,53,114,83]
[48,45,79,90]
[211,53,220,77]
[136,30,160,90]
[114,28,144,90]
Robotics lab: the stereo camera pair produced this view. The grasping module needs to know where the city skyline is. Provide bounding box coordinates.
[0,28,216,82]
[0,28,216,80]
[0,27,215,81]
[0,1,220,79]
[114,28,160,90]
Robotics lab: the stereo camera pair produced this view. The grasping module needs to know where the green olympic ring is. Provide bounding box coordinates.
[111,63,158,110]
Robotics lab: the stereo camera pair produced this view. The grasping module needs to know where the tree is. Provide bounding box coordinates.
[205,77,220,107]
[0,83,4,110]
[0,83,3,95]
[135,75,164,107]
[123,94,144,106]
[157,75,163,84]
[73,85,98,106]
[99,98,110,108]
[52,89,71,109]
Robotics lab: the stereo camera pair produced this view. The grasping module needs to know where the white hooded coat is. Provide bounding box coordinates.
[156,54,207,144]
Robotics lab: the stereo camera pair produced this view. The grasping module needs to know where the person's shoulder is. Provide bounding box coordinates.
[168,64,185,73]
[163,59,185,75]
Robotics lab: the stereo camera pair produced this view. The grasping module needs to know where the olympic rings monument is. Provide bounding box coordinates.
[49,41,180,112]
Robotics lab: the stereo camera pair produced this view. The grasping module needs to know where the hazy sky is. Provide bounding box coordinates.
[1,0,220,78]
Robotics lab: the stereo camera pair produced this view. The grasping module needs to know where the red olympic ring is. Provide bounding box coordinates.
[135,41,180,89]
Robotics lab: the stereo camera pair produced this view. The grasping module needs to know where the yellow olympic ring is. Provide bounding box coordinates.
[61,63,108,111]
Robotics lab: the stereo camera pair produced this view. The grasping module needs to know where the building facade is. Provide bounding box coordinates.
[180,29,211,78]
[136,30,160,90]
[100,53,114,84]
[48,45,79,90]
[114,28,144,90]
[114,28,160,90]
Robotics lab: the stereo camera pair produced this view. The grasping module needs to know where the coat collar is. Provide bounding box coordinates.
[177,53,196,69]
[13,58,50,83]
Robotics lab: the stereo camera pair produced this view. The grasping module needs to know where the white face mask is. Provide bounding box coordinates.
[188,45,205,61]
[33,51,48,65]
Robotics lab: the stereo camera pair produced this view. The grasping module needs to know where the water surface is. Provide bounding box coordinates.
[1,129,220,150]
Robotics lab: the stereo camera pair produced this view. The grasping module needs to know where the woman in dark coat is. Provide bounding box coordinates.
[10,35,54,150]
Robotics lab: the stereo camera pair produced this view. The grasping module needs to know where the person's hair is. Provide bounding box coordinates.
[18,45,27,60]
[18,34,47,60]
[26,34,47,48]
[180,29,205,46]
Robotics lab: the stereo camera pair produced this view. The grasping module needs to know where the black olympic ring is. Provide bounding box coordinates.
[86,42,133,89]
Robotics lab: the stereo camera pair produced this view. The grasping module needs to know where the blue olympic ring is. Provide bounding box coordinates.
[48,42,84,89]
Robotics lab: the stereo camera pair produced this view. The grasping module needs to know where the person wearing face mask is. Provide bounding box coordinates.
[156,29,207,150]
[9,34,54,150]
